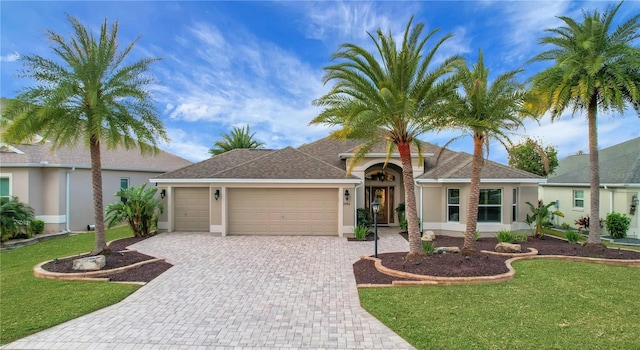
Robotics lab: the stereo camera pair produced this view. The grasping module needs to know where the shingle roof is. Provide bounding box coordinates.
[298,137,361,170]
[0,141,192,172]
[418,148,542,180]
[154,147,359,180]
[546,137,640,184]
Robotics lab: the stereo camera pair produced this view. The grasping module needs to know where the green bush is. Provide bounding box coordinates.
[357,208,373,228]
[561,222,571,230]
[422,240,435,254]
[604,212,631,239]
[1,196,35,242]
[474,230,481,241]
[565,230,581,244]
[514,233,528,242]
[400,218,408,231]
[496,229,516,243]
[354,226,368,241]
[105,183,163,237]
[30,219,45,235]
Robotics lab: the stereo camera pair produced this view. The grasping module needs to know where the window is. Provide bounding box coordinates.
[120,178,129,203]
[447,189,460,222]
[478,189,502,223]
[512,188,518,222]
[0,177,10,200]
[573,190,584,208]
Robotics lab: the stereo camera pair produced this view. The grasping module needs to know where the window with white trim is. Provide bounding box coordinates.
[478,189,502,223]
[120,178,129,203]
[512,188,518,222]
[0,177,10,200]
[447,189,460,222]
[573,190,584,208]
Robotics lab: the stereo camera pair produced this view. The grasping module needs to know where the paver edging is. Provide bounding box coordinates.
[33,256,166,281]
[361,250,640,286]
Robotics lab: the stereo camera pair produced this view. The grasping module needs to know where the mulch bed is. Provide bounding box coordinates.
[353,233,640,285]
[39,236,172,283]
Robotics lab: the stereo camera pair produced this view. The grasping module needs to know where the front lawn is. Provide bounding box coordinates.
[360,259,640,349]
[0,226,140,345]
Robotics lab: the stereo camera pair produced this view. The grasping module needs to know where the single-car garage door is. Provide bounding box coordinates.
[228,188,338,235]
[174,188,209,231]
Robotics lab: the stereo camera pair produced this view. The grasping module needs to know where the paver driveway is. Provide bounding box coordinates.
[3,230,414,349]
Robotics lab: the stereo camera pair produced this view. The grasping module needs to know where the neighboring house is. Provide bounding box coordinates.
[540,137,640,238]
[152,137,542,237]
[0,138,192,233]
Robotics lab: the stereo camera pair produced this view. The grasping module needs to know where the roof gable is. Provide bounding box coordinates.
[154,149,273,179]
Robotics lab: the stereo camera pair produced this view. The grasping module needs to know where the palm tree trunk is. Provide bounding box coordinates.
[89,136,109,255]
[462,134,483,255]
[398,141,423,260]
[586,98,602,245]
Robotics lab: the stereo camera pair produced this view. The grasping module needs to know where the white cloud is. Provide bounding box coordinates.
[0,51,20,62]
[160,128,211,162]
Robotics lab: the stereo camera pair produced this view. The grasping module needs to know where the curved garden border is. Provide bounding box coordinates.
[358,248,640,287]
[32,237,166,283]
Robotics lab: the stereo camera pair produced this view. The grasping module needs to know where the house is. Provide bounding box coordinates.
[540,137,640,238]
[0,138,192,233]
[151,136,542,237]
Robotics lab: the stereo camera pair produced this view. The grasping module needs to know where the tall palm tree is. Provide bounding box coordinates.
[529,2,640,245]
[311,18,462,259]
[444,50,528,255]
[1,15,168,255]
[209,125,265,155]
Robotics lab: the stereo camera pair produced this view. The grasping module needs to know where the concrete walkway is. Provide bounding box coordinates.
[3,229,414,349]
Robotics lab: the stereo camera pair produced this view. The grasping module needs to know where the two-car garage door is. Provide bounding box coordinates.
[228,188,338,235]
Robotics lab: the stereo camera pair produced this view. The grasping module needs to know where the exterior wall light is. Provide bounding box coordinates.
[214,189,220,201]
[344,189,350,201]
[160,189,166,199]
[631,195,638,215]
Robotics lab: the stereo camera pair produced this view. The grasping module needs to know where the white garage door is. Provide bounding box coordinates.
[228,188,338,235]
[174,188,209,231]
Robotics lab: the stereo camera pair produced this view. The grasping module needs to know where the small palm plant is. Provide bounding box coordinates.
[1,197,35,241]
[525,200,564,239]
[105,184,163,238]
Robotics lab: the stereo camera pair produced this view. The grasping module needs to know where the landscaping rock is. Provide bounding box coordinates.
[495,243,521,253]
[422,231,436,242]
[72,255,106,271]
[435,246,460,254]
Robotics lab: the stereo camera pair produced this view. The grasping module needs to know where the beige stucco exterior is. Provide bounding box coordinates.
[541,185,640,238]
[1,166,170,233]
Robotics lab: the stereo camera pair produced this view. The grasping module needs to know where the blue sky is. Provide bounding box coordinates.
[1,1,639,164]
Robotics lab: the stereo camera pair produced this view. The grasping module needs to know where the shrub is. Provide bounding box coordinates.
[422,240,435,254]
[525,200,564,238]
[604,212,631,239]
[105,183,163,238]
[474,231,481,241]
[399,218,408,231]
[354,226,368,241]
[357,208,373,228]
[0,196,35,242]
[30,219,45,235]
[574,216,603,233]
[565,230,581,244]
[561,222,571,230]
[514,233,528,242]
[496,229,516,243]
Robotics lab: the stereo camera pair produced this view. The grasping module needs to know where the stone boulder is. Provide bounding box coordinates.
[73,255,106,271]
[435,246,460,254]
[495,243,522,253]
[421,231,436,242]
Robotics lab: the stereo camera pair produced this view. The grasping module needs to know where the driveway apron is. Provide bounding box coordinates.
[3,230,414,349]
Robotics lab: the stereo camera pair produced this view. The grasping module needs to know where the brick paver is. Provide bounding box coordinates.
[2,229,414,349]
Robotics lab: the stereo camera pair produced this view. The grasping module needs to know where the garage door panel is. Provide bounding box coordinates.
[174,188,209,232]
[229,188,338,235]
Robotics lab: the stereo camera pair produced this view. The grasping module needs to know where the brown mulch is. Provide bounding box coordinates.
[353,233,640,285]
[39,236,172,283]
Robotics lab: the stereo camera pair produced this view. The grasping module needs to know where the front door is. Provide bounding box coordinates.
[373,187,388,224]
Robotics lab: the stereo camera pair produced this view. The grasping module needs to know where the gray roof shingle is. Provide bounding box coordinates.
[546,137,640,184]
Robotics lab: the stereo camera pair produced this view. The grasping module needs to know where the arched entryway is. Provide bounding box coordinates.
[364,164,404,225]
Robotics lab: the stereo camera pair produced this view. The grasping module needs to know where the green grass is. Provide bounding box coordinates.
[0,226,140,345]
[359,259,640,349]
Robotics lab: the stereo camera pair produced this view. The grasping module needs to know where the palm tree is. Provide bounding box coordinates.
[209,125,265,155]
[1,15,168,255]
[529,2,640,245]
[311,18,462,260]
[443,50,528,255]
